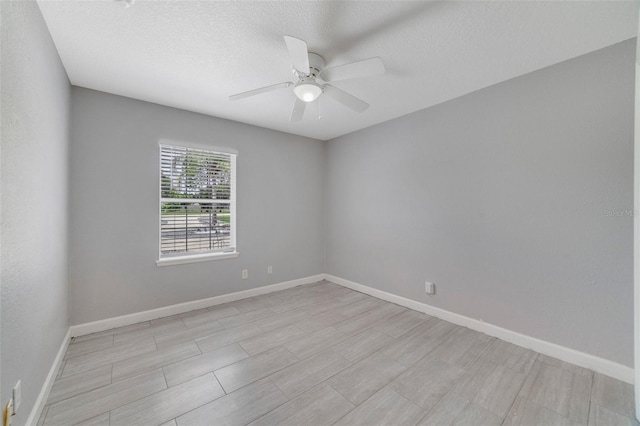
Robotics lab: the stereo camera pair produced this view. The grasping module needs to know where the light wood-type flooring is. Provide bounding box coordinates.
[38,281,637,426]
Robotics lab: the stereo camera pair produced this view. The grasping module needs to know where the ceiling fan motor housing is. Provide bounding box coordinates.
[307,52,325,79]
[292,52,326,102]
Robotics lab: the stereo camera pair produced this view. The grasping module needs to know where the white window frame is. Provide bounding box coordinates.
[156,141,238,266]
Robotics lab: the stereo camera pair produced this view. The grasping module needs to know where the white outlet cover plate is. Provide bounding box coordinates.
[425,282,435,294]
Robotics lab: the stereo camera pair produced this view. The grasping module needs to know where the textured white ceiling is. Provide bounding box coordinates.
[38,1,638,141]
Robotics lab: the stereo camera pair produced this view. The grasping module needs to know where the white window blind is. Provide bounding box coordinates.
[159,144,236,259]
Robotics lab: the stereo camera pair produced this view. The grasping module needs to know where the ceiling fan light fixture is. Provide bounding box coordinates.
[294,81,322,103]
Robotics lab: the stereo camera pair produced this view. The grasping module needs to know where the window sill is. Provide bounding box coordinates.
[156,251,239,267]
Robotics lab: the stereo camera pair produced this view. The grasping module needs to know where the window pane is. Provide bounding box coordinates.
[160,143,235,259]
[160,202,232,255]
[160,148,231,200]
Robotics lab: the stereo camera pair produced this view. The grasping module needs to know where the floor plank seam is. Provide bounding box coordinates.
[499,353,539,426]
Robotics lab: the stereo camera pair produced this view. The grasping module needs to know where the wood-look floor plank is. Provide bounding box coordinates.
[255,310,311,332]
[417,391,470,426]
[269,293,334,314]
[175,378,288,426]
[303,297,353,316]
[217,307,277,329]
[195,322,263,353]
[450,358,499,402]
[313,285,354,298]
[110,373,224,425]
[591,372,636,419]
[282,326,349,359]
[61,339,157,377]
[71,322,150,344]
[153,319,225,348]
[74,412,110,426]
[214,346,299,393]
[295,309,350,333]
[374,319,459,368]
[588,404,640,426]
[330,328,395,362]
[111,341,201,382]
[227,296,279,313]
[537,353,594,377]
[64,335,114,360]
[43,370,166,426]
[239,324,306,356]
[333,386,426,426]
[428,328,493,370]
[482,338,537,375]
[334,303,406,336]
[517,358,544,397]
[389,355,465,411]
[334,297,385,318]
[373,309,430,338]
[472,364,526,417]
[524,361,592,424]
[481,339,518,365]
[248,383,354,426]
[163,343,249,387]
[501,345,538,375]
[451,403,503,426]
[334,291,369,304]
[504,396,576,426]
[327,352,407,405]
[47,365,112,405]
[181,304,241,327]
[268,349,352,398]
[113,317,187,345]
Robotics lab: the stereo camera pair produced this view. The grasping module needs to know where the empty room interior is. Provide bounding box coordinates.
[2,1,640,425]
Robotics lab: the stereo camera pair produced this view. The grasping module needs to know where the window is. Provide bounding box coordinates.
[157,143,237,265]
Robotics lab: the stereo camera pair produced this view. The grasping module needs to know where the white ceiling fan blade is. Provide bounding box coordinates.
[306,98,322,120]
[284,35,310,75]
[322,85,369,113]
[229,82,292,101]
[291,97,306,122]
[319,57,385,82]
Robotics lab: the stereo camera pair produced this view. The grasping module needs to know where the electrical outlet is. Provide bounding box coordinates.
[267,266,272,274]
[4,398,13,426]
[425,281,435,295]
[242,269,248,279]
[12,381,20,414]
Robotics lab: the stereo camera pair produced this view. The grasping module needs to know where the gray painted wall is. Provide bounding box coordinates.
[325,39,635,366]
[1,1,70,423]
[69,88,324,324]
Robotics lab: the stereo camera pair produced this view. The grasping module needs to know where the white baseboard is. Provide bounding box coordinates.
[26,328,71,426]
[70,274,325,337]
[324,274,634,384]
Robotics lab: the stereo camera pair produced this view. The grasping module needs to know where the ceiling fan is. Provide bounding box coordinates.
[229,36,385,122]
